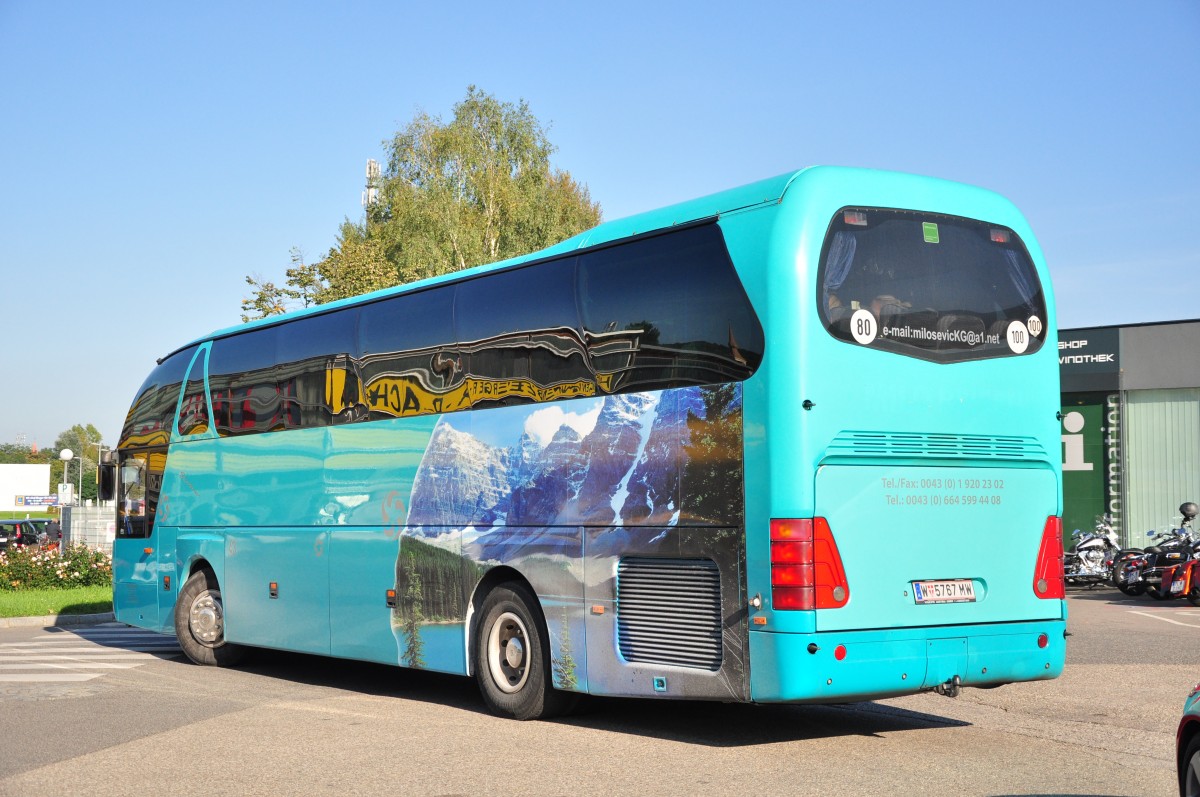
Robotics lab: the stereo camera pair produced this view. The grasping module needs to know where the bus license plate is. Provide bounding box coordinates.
[912,579,976,604]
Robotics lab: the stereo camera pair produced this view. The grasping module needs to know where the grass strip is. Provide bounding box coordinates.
[0,585,113,618]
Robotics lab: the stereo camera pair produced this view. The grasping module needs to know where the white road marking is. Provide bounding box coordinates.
[0,673,103,682]
[0,627,181,684]
[1127,610,1200,628]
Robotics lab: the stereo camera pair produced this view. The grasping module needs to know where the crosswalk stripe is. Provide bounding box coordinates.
[0,645,180,653]
[0,673,103,682]
[0,625,183,684]
[0,662,145,669]
[0,653,175,661]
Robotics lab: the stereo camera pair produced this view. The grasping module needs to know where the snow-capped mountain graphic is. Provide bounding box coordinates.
[402,385,740,560]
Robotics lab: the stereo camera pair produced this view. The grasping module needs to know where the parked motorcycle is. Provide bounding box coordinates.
[1064,514,1121,587]
[1113,502,1199,600]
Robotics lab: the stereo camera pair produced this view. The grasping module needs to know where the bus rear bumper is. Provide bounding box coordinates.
[747,619,1066,703]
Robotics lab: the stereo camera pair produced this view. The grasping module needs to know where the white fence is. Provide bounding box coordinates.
[62,505,116,554]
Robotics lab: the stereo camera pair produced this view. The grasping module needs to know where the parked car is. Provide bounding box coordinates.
[1180,681,1200,797]
[0,520,47,549]
[26,518,57,541]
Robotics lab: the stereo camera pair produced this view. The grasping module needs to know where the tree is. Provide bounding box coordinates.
[682,385,744,526]
[241,248,323,322]
[241,86,601,315]
[53,424,105,503]
[400,551,426,668]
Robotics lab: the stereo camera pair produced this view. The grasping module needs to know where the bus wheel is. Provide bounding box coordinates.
[174,570,246,667]
[474,583,573,720]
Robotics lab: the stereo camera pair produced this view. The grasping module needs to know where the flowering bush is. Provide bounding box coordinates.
[0,544,113,591]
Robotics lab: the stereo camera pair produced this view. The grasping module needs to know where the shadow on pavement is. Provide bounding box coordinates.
[214,646,970,747]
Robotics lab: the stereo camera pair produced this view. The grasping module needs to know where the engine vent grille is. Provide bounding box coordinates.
[825,431,1048,462]
[617,558,722,671]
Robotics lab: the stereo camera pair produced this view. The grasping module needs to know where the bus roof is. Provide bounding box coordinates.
[171,165,1001,359]
[166,169,804,358]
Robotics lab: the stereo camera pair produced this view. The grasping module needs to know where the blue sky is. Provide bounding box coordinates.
[1,1,1197,449]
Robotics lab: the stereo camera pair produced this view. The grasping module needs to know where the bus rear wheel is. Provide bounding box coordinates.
[174,570,246,667]
[473,583,574,720]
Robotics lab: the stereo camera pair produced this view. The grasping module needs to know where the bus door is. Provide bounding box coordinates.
[113,448,167,628]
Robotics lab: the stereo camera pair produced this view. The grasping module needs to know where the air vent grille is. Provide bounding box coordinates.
[617,558,722,671]
[825,431,1047,462]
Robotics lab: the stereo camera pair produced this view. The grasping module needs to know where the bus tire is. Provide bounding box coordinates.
[473,583,574,720]
[174,569,246,667]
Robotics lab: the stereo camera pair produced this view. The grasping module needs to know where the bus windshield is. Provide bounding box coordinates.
[818,208,1047,362]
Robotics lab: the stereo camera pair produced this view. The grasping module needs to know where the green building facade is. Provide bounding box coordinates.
[1060,320,1200,547]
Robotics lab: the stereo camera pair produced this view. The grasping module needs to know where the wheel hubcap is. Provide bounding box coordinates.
[487,611,530,694]
[189,589,224,648]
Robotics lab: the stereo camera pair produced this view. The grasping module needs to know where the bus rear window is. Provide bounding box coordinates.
[817,208,1047,362]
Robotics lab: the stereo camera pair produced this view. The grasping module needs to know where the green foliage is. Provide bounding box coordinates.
[241,248,325,322]
[241,86,601,316]
[400,551,425,668]
[53,424,105,502]
[0,544,113,592]
[397,536,484,622]
[682,384,745,526]
[552,610,578,690]
[0,443,50,465]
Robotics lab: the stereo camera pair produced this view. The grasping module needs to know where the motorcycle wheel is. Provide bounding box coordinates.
[1113,565,1147,596]
[1148,585,1173,601]
[1188,580,1200,608]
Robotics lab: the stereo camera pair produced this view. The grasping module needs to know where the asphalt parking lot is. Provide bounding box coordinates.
[0,587,1196,796]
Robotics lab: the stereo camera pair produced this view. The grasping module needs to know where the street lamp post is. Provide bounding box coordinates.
[59,449,74,504]
[59,449,74,555]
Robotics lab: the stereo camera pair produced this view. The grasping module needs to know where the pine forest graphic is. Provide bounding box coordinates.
[392,384,744,683]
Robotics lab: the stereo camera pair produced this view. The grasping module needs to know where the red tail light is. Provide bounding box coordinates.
[1033,516,1065,599]
[771,518,850,610]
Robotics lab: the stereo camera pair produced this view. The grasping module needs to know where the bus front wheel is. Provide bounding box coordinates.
[174,570,246,667]
[473,583,574,720]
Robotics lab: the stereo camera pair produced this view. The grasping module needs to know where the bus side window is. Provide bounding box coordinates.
[579,224,762,392]
[454,259,587,407]
[358,287,457,419]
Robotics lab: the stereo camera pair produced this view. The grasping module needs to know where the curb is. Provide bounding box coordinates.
[0,612,116,629]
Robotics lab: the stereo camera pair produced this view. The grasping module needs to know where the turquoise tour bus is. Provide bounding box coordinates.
[112,166,1066,719]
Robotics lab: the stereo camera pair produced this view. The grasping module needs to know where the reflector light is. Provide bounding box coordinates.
[990,228,1011,243]
[770,518,851,610]
[834,644,847,661]
[844,211,868,226]
[1033,516,1065,599]
[1037,633,1048,649]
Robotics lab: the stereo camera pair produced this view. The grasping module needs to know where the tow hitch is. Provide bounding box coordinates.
[934,675,962,698]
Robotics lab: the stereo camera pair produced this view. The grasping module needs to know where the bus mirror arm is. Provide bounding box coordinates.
[98,463,116,502]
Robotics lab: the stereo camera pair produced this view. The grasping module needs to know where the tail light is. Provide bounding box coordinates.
[770,518,850,610]
[1033,516,1065,599]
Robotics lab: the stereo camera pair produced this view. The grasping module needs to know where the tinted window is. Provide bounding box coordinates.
[119,346,196,449]
[455,260,591,406]
[208,327,284,436]
[359,288,458,418]
[579,224,763,392]
[276,309,361,428]
[818,208,1047,362]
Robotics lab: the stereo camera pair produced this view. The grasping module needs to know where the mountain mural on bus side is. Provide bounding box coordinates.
[404,384,742,548]
[392,383,744,683]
